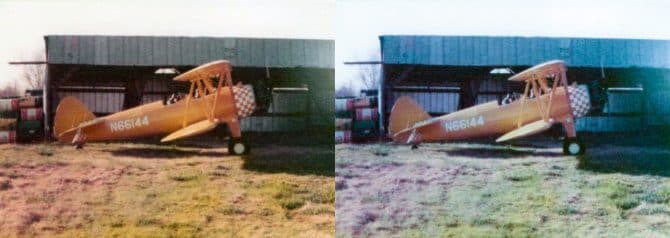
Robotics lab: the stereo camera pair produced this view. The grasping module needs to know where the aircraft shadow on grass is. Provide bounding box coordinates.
[103,147,227,159]
[436,146,561,159]
[241,147,334,177]
[576,149,670,177]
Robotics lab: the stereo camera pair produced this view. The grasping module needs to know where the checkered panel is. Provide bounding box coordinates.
[568,86,591,118]
[232,84,256,118]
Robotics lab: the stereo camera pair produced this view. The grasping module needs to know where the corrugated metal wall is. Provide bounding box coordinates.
[57,91,124,114]
[46,35,335,69]
[476,78,507,105]
[380,35,670,68]
[389,89,460,115]
[575,89,670,131]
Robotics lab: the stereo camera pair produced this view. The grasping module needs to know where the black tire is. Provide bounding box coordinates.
[228,138,250,155]
[563,138,585,155]
[411,144,419,150]
[75,144,84,150]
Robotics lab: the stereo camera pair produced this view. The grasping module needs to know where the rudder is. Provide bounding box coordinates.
[53,96,96,140]
[388,96,431,139]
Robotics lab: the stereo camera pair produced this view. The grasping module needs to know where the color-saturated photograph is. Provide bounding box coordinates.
[335,0,670,237]
[0,0,334,237]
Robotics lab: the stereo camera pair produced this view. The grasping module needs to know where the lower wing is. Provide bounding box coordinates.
[160,119,219,142]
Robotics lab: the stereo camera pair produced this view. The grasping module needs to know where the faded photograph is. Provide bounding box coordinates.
[0,0,334,237]
[335,0,670,237]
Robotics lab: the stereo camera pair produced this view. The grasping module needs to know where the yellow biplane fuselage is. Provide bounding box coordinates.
[54,60,256,154]
[389,60,591,155]
[58,88,237,143]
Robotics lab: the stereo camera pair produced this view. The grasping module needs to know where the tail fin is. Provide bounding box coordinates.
[388,96,431,139]
[53,96,96,139]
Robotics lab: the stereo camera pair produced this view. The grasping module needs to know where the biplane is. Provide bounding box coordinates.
[388,60,591,155]
[53,60,256,155]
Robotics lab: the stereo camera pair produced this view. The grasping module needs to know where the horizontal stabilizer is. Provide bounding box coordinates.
[161,119,218,142]
[496,119,553,143]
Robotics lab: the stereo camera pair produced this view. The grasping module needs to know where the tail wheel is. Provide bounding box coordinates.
[563,138,585,155]
[228,138,250,155]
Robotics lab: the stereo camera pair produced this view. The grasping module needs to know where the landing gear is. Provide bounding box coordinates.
[75,144,84,150]
[563,137,585,155]
[228,138,250,155]
[411,144,419,150]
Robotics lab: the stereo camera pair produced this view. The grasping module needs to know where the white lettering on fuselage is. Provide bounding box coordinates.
[109,116,150,132]
[443,115,485,132]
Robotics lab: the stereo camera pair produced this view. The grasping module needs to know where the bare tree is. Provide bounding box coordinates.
[20,51,46,90]
[0,85,19,97]
[335,84,356,98]
[357,63,380,90]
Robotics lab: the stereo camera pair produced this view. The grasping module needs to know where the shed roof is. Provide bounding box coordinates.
[380,35,670,68]
[45,35,334,68]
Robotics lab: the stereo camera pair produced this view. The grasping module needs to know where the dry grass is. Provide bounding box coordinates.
[336,135,670,237]
[0,139,334,238]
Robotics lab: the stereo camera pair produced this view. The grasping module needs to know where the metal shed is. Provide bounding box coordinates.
[44,35,334,136]
[379,35,670,133]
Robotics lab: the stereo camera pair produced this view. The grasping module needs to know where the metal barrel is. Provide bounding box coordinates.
[0,118,17,130]
[352,120,377,138]
[0,99,19,112]
[352,97,377,108]
[335,98,353,112]
[335,130,351,144]
[20,108,44,121]
[355,108,378,121]
[18,97,42,108]
[0,111,18,118]
[335,118,352,130]
[0,130,16,144]
[17,120,43,142]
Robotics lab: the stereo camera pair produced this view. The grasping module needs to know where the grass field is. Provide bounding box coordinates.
[0,134,334,237]
[336,133,670,237]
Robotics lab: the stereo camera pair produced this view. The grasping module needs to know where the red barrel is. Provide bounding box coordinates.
[0,99,19,112]
[335,118,352,130]
[335,130,351,144]
[352,97,377,108]
[19,97,42,108]
[20,108,43,121]
[335,99,354,112]
[355,108,378,121]
[0,131,16,144]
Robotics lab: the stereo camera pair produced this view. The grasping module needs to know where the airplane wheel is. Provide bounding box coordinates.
[411,144,419,150]
[228,138,250,155]
[563,138,585,155]
[75,144,84,150]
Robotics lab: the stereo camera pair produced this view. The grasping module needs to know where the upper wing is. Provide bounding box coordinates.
[160,119,219,142]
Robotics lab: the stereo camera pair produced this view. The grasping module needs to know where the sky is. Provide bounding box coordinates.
[0,0,334,91]
[336,0,670,92]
